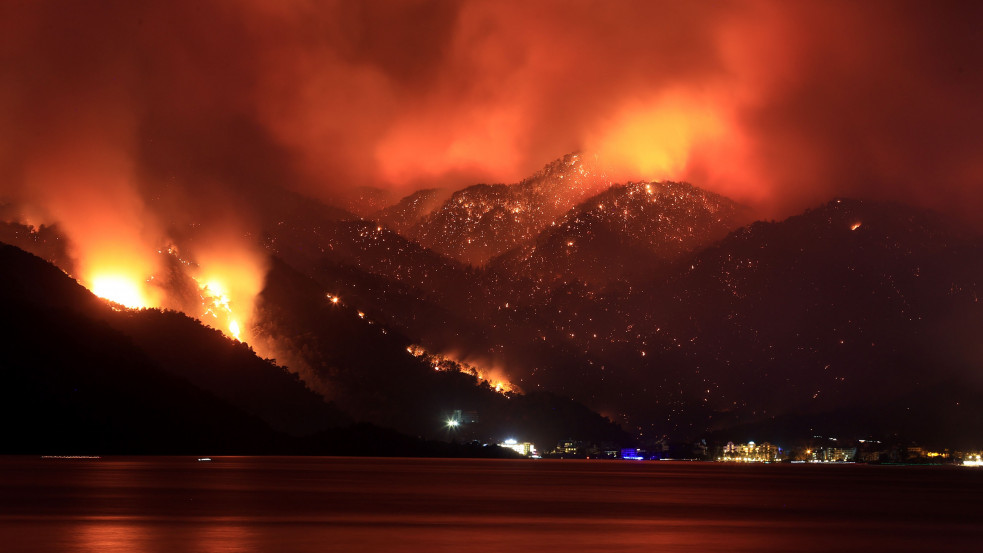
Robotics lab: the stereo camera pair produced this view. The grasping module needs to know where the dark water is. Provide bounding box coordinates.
[1,457,981,552]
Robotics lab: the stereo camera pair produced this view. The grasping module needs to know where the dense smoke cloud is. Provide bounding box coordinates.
[2,0,982,232]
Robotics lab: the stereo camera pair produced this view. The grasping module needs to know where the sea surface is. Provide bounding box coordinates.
[0,456,980,552]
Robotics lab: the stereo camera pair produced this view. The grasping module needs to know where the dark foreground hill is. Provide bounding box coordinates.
[0,241,629,453]
[253,256,630,449]
[0,245,497,454]
[0,243,286,453]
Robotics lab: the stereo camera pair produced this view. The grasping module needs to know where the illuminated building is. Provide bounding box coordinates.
[719,441,783,462]
[905,446,925,460]
[810,447,856,462]
[556,440,582,455]
[620,448,645,460]
[499,439,537,457]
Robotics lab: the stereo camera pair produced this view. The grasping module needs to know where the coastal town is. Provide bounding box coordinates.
[496,436,983,466]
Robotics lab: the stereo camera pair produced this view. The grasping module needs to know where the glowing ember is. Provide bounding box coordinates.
[90,275,148,309]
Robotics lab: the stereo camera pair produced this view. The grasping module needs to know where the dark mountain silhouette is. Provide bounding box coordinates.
[256,152,983,448]
[518,198,983,445]
[0,239,350,438]
[261,213,495,356]
[490,180,750,286]
[0,242,479,455]
[0,234,629,453]
[0,219,75,275]
[261,203,602,409]
[0,243,284,453]
[252,156,983,449]
[113,308,349,436]
[7,147,983,451]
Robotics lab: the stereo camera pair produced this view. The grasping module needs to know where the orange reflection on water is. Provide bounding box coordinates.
[190,521,256,553]
[3,458,981,553]
[69,519,256,553]
[73,520,142,553]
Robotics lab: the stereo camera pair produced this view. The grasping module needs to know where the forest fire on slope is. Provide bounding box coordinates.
[78,240,265,344]
[195,279,242,340]
[90,274,151,309]
[406,344,518,395]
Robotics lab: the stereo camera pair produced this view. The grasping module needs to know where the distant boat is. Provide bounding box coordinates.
[197,457,212,462]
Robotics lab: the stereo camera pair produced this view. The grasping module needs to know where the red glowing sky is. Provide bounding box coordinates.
[2,0,983,226]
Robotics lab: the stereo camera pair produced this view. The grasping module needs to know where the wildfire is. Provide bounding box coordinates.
[588,91,730,183]
[195,278,242,341]
[84,260,248,342]
[90,274,150,309]
[70,235,266,345]
[180,244,268,344]
[406,344,518,395]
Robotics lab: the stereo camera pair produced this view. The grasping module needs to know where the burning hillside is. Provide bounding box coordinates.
[408,154,616,265]
[0,217,265,345]
[491,180,751,286]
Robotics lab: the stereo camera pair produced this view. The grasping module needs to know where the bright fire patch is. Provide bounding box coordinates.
[588,91,729,182]
[406,344,518,395]
[196,278,242,341]
[90,275,148,309]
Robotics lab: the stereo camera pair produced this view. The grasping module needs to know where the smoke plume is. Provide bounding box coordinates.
[2,0,982,286]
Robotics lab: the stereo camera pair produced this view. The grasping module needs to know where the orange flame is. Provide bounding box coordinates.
[407,344,518,395]
[195,278,243,341]
[90,274,151,309]
[186,244,267,343]
[83,251,262,343]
